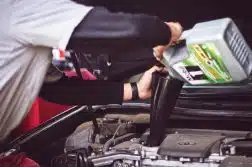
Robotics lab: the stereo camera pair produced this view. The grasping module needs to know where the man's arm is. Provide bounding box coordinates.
[40,50,155,105]
[13,0,177,55]
[39,75,124,105]
[67,7,171,53]
[40,48,157,105]
[39,64,165,105]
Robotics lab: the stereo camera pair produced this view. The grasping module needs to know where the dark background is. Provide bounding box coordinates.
[82,0,252,47]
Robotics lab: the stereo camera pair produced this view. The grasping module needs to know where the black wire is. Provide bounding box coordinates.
[70,52,84,80]
[79,52,94,73]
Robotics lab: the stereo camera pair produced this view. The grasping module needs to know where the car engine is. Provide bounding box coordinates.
[55,113,252,167]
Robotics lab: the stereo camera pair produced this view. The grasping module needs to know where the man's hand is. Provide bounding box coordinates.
[154,22,183,60]
[166,22,183,44]
[123,66,167,101]
[137,66,167,100]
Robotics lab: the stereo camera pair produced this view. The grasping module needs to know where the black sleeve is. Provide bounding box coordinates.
[39,75,124,105]
[108,48,158,81]
[67,7,171,53]
[39,48,156,105]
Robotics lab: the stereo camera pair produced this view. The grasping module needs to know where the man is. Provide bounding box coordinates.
[0,0,182,141]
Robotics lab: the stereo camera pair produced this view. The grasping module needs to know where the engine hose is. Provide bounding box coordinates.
[103,133,136,153]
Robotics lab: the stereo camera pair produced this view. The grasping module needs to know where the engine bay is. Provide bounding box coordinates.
[51,113,252,167]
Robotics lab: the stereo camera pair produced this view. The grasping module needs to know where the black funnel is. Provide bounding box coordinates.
[148,72,184,146]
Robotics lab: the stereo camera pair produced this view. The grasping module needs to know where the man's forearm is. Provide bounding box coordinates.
[67,7,171,53]
[39,75,124,105]
[41,47,157,105]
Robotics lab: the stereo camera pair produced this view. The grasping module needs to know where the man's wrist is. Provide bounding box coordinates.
[123,83,141,101]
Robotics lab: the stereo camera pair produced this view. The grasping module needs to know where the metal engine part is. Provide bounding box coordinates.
[89,145,227,167]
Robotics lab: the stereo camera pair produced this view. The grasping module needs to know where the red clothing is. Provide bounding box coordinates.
[14,69,96,135]
[0,153,39,167]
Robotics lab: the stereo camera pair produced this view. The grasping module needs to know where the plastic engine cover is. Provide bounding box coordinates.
[158,133,224,158]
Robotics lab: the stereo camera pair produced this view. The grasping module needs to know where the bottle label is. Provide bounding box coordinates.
[173,43,232,85]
